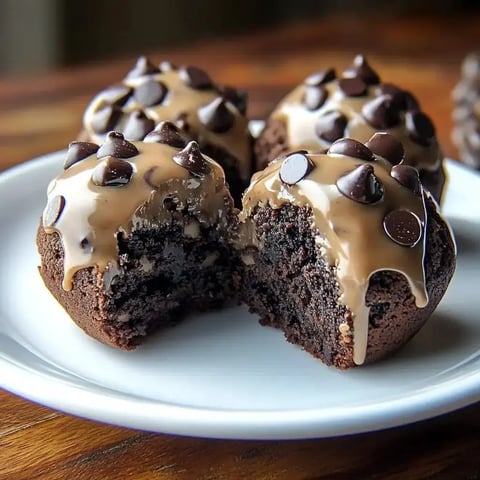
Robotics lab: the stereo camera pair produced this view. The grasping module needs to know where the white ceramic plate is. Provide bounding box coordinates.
[0,148,479,440]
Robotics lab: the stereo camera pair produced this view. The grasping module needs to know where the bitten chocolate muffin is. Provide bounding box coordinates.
[255,55,446,202]
[452,53,480,169]
[37,126,237,350]
[81,56,253,203]
[239,135,455,369]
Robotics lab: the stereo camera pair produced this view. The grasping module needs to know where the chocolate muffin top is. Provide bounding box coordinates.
[42,126,233,291]
[82,56,252,182]
[241,135,452,365]
[265,55,445,199]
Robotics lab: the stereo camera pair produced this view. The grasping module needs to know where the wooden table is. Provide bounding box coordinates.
[1,15,479,479]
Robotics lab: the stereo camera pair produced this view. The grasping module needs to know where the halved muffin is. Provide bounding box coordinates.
[37,125,237,349]
[238,135,456,368]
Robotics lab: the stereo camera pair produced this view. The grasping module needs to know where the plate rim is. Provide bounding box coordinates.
[0,150,480,440]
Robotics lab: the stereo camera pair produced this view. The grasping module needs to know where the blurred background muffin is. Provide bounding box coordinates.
[452,53,480,169]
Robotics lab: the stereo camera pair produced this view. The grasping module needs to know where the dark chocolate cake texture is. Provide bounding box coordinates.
[255,55,446,202]
[239,134,456,368]
[37,125,237,349]
[452,53,480,169]
[81,56,253,203]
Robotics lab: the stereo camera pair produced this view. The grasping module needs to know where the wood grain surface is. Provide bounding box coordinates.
[1,14,480,480]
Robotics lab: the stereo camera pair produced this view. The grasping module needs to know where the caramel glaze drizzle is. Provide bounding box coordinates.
[43,141,231,291]
[239,151,430,365]
[83,69,252,181]
[271,80,443,174]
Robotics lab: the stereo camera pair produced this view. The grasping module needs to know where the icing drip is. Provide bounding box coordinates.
[43,140,230,291]
[240,150,429,365]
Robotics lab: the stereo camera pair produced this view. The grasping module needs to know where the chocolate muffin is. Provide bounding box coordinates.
[255,55,446,202]
[81,56,253,204]
[452,53,480,169]
[37,126,237,350]
[238,135,456,368]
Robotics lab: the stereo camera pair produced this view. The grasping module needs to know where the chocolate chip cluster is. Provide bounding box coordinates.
[66,132,139,188]
[278,135,423,248]
[303,56,435,148]
[44,124,215,231]
[84,56,247,142]
[258,55,445,201]
[452,53,480,169]
[81,56,252,204]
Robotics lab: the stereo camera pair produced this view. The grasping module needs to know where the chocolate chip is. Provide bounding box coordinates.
[403,92,420,111]
[217,85,247,115]
[383,209,422,247]
[144,121,187,148]
[198,97,235,133]
[159,60,176,72]
[179,66,213,90]
[97,131,139,159]
[134,79,167,107]
[279,152,314,185]
[90,105,122,134]
[328,138,375,162]
[123,110,155,141]
[391,165,422,195]
[126,56,159,79]
[362,94,401,129]
[304,68,336,86]
[338,77,368,97]
[43,195,65,228]
[343,55,380,85]
[92,156,133,187]
[315,111,348,143]
[64,142,99,169]
[336,164,383,204]
[406,111,436,146]
[377,83,402,97]
[365,133,404,165]
[377,84,419,111]
[173,141,211,176]
[101,85,133,107]
[303,86,328,111]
